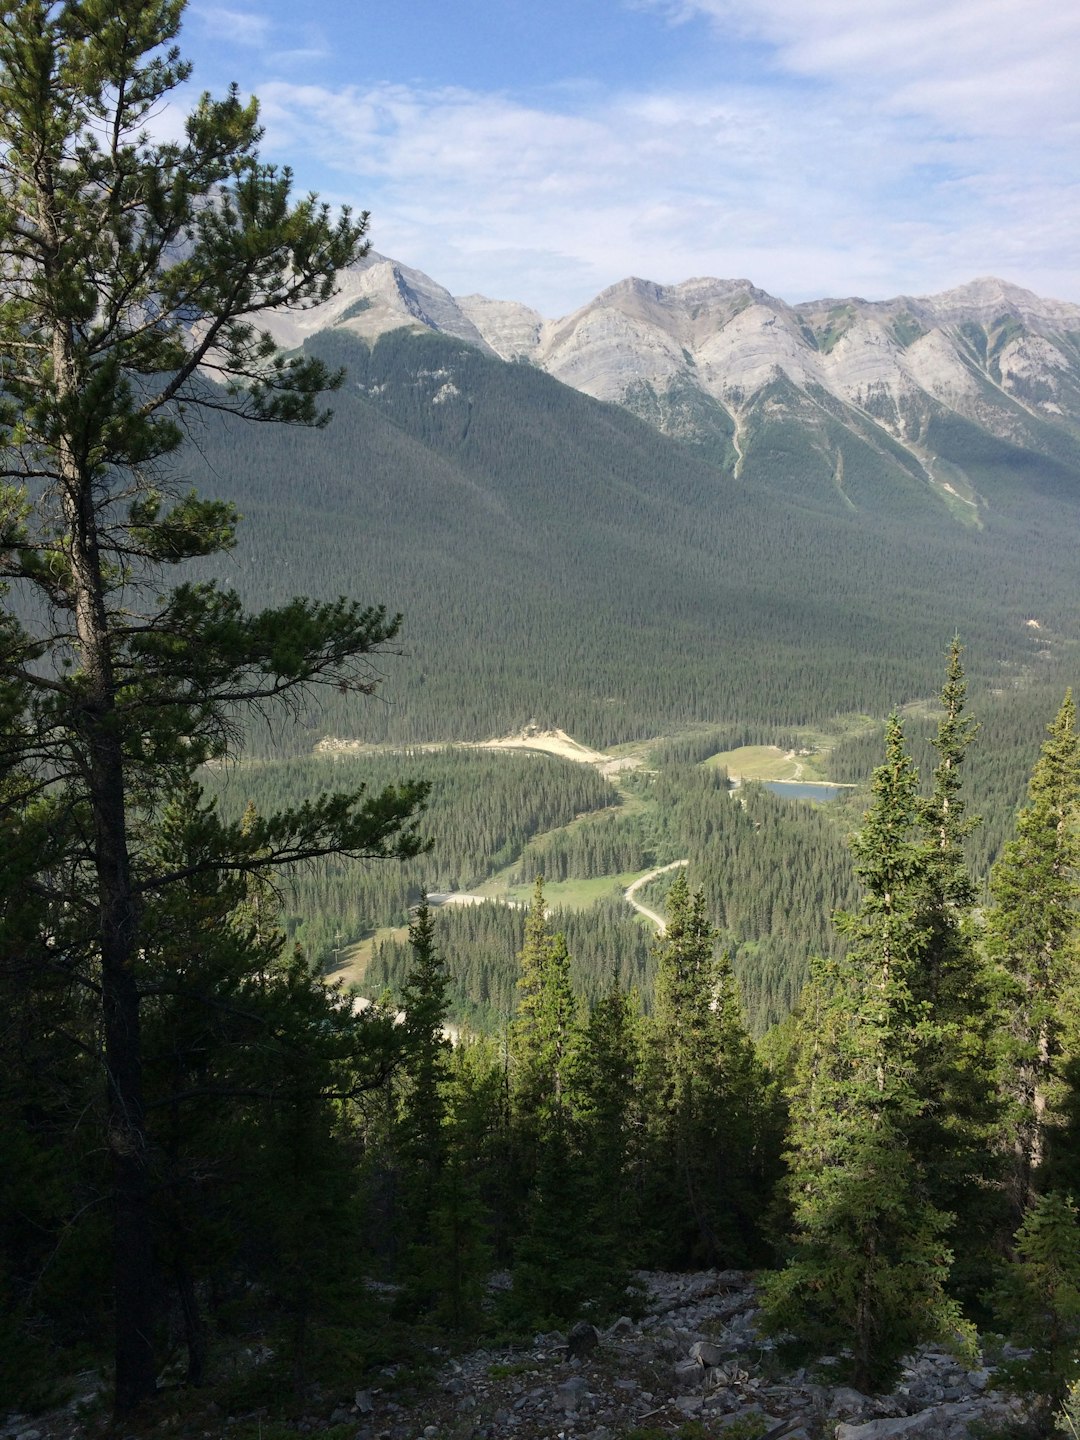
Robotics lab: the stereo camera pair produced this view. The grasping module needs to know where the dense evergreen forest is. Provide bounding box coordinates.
[205,748,620,963]
[10,662,1080,1433]
[4,7,1080,1435]
[201,669,1074,1037]
[180,323,1080,752]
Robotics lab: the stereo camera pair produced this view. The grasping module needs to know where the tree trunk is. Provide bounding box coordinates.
[83,602,159,1413]
[103,948,157,1411]
[82,620,158,1412]
[43,177,159,1405]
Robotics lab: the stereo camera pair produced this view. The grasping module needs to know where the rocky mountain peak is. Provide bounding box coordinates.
[260,252,1080,518]
[906,275,1080,331]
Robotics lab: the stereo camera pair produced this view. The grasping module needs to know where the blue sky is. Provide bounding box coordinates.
[177,0,1080,316]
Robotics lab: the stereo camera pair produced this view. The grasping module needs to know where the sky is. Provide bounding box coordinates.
[176,0,1080,318]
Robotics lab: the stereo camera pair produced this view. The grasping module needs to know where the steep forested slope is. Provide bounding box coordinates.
[185,329,1080,750]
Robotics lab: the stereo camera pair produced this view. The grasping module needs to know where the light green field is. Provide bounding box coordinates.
[477,870,649,911]
[705,744,819,781]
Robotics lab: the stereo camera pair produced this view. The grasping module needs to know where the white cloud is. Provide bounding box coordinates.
[648,0,1080,136]
[255,73,1063,312]
[190,5,271,48]
[223,0,1080,315]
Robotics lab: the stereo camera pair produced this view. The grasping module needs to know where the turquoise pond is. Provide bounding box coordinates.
[763,780,845,802]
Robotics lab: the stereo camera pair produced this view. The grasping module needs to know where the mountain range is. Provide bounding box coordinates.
[264,257,1080,526]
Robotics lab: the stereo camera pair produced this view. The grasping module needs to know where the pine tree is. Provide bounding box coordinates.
[986,692,1080,1216]
[762,717,972,1392]
[0,3,426,1409]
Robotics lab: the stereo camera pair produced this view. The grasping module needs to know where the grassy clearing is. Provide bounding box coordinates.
[477,870,654,912]
[705,744,803,780]
[703,715,882,782]
[326,927,408,990]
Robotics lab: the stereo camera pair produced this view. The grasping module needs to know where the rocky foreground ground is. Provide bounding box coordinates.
[2,1271,1036,1440]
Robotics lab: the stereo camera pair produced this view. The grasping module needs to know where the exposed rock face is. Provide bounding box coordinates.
[456,292,544,360]
[260,256,1080,514]
[510,273,1080,456]
[263,252,496,354]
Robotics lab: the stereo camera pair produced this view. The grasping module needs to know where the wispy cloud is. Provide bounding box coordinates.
[254,62,1080,314]
[191,5,272,49]
[648,0,1080,136]
[179,0,1080,314]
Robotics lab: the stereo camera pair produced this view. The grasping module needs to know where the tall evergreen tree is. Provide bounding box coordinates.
[986,692,1080,1215]
[763,717,971,1391]
[134,782,407,1390]
[427,1038,500,1334]
[393,899,454,1317]
[0,2,426,1409]
[505,877,590,1324]
[399,899,452,1161]
[911,639,1003,1300]
[509,877,580,1128]
[571,975,644,1309]
[642,873,764,1266]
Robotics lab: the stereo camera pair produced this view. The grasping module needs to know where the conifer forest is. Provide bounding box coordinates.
[3,5,1080,1438]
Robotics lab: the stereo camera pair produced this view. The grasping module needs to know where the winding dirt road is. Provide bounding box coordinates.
[623,858,689,934]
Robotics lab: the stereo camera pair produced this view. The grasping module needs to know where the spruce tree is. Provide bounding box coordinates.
[995,1190,1080,1409]
[572,976,644,1309]
[911,639,1003,1300]
[394,899,453,1317]
[428,1039,499,1334]
[399,899,452,1162]
[986,692,1080,1215]
[509,878,580,1130]
[763,717,971,1391]
[642,873,764,1266]
[506,878,589,1324]
[0,2,426,1409]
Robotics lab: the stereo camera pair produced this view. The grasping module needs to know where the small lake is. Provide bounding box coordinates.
[764,780,845,802]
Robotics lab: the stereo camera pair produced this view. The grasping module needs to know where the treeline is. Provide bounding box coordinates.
[365,766,859,1036]
[828,677,1077,883]
[511,809,651,883]
[759,662,1080,1406]
[627,766,859,1030]
[202,674,1080,1038]
[208,744,863,1033]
